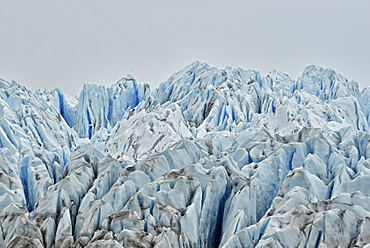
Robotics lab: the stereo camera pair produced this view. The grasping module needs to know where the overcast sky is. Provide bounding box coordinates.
[1,1,369,96]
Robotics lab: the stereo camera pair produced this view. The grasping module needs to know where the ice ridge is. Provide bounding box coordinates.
[1,62,370,247]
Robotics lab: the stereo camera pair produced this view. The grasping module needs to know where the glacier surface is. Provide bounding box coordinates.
[1,62,370,247]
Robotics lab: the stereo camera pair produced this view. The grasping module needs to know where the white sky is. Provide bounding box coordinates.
[1,1,369,96]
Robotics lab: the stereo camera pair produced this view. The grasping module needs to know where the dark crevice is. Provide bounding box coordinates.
[86,108,92,139]
[214,182,231,247]
[20,165,32,211]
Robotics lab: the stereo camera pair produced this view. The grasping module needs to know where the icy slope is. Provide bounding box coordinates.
[1,62,370,247]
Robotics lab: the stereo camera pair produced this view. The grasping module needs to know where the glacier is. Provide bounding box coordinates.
[1,61,370,247]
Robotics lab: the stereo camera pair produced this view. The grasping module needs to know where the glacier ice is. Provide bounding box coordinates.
[1,62,370,247]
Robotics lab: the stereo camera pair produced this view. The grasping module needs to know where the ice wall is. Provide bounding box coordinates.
[1,62,370,247]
